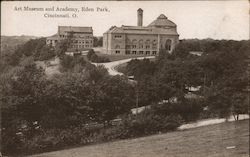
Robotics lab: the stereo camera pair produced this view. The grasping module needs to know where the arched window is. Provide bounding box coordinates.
[126,38,131,44]
[132,39,137,49]
[139,39,143,49]
[165,39,171,51]
[152,40,157,49]
[145,39,150,45]
[139,39,143,44]
[115,45,120,49]
[132,39,137,44]
[145,39,150,49]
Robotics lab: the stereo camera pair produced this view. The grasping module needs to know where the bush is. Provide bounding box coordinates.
[152,100,203,123]
[2,112,183,156]
[96,112,183,140]
[87,49,110,63]
[38,45,55,61]
[60,55,86,72]
[126,112,182,137]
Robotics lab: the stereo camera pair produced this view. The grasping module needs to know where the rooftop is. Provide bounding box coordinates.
[58,26,93,33]
[148,14,177,28]
[47,34,59,39]
[104,25,178,35]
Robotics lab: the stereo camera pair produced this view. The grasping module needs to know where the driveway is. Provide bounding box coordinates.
[92,56,155,75]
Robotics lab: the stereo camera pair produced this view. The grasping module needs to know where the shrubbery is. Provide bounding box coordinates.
[60,55,87,72]
[2,111,183,156]
[16,38,55,61]
[87,49,110,63]
[152,100,203,123]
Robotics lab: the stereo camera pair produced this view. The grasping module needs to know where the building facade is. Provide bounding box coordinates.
[46,26,94,51]
[103,9,179,55]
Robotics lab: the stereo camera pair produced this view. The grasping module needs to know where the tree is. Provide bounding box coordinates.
[39,72,92,128]
[55,32,73,57]
[1,60,47,146]
[231,93,248,120]
[87,49,110,63]
[60,55,86,72]
[93,37,103,47]
[55,40,69,57]
[89,75,135,124]
[38,45,55,61]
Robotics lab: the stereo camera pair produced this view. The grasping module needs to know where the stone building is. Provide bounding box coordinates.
[103,8,179,55]
[46,26,93,51]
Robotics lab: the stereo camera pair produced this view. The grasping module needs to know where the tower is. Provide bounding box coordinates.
[137,8,143,27]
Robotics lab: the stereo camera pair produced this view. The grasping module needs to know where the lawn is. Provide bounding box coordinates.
[31,119,249,157]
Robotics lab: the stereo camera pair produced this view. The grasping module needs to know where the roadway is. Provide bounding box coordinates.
[91,56,155,76]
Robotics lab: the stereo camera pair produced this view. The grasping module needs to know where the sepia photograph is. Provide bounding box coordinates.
[1,1,249,157]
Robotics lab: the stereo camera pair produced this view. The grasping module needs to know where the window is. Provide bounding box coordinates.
[139,39,143,44]
[132,39,137,44]
[115,35,122,38]
[165,39,172,51]
[146,51,150,55]
[126,39,131,44]
[139,51,144,54]
[152,44,157,49]
[132,51,137,54]
[126,45,130,49]
[146,45,150,49]
[116,51,120,54]
[125,50,130,55]
[115,45,120,49]
[152,51,157,55]
[145,39,150,45]
[139,45,143,49]
[132,45,136,49]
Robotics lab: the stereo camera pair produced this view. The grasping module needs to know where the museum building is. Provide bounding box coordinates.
[46,26,94,51]
[103,8,179,55]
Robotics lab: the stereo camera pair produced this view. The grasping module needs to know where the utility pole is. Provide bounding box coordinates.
[136,82,139,116]
[203,73,206,96]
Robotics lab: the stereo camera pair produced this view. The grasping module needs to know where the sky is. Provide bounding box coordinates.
[1,1,249,40]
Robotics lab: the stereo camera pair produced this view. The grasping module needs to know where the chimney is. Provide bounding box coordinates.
[137,8,143,26]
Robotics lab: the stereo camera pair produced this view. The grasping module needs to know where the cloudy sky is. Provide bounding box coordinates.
[1,1,249,40]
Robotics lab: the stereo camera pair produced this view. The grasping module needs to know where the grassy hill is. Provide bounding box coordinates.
[32,119,249,157]
[1,35,38,54]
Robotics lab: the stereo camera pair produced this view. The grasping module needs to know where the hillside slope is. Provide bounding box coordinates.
[32,119,249,157]
[1,35,38,53]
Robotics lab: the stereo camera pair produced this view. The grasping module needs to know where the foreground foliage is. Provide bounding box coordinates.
[1,38,249,156]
